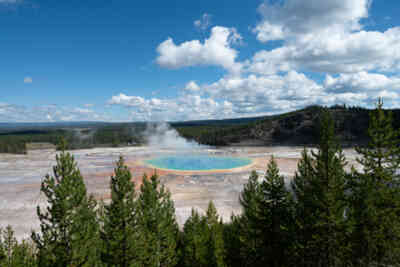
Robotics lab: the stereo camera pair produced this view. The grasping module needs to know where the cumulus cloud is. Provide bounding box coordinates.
[250,27,400,74]
[205,71,325,114]
[156,26,243,74]
[254,0,370,42]
[324,72,400,93]
[194,13,212,31]
[108,92,236,121]
[249,0,400,75]
[23,76,32,84]
[184,81,201,92]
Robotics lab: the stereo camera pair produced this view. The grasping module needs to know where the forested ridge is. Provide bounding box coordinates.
[1,101,400,266]
[175,105,400,147]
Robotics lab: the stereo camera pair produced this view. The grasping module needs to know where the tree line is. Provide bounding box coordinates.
[1,100,400,266]
[0,125,146,154]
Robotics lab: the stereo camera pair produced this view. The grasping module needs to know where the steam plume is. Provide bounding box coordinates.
[144,122,203,149]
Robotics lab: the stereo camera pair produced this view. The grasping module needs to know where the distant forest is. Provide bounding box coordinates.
[1,102,400,266]
[0,123,147,154]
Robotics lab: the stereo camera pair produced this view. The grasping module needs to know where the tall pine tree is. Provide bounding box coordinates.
[349,98,400,265]
[136,174,179,267]
[257,156,295,267]
[181,209,209,267]
[31,147,100,266]
[291,110,350,266]
[204,201,226,267]
[291,149,316,266]
[222,214,243,267]
[101,156,139,267]
[238,170,262,266]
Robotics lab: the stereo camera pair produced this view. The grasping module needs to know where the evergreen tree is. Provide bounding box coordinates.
[349,99,400,265]
[0,226,37,267]
[31,147,101,266]
[257,157,294,267]
[290,149,316,266]
[10,240,38,267]
[291,110,350,266]
[204,201,226,267]
[222,215,243,267]
[136,174,179,267]
[101,156,139,267]
[2,225,17,266]
[0,228,5,264]
[181,209,209,267]
[238,171,262,266]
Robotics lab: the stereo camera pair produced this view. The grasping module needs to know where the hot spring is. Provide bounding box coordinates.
[145,154,252,171]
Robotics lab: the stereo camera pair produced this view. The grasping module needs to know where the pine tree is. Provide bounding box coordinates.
[238,170,262,266]
[222,215,243,267]
[2,225,17,267]
[0,228,5,264]
[257,156,294,267]
[204,201,226,267]
[101,156,139,267]
[136,174,179,267]
[291,110,350,266]
[10,240,38,267]
[349,99,400,265]
[31,147,101,266]
[0,226,37,266]
[290,149,316,266]
[181,209,209,267]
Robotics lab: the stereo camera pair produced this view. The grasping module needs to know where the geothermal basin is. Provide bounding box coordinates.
[0,146,361,240]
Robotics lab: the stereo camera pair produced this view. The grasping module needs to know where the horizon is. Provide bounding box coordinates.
[0,104,380,125]
[2,0,400,122]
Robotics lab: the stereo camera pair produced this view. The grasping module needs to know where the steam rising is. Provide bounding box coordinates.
[145,122,203,149]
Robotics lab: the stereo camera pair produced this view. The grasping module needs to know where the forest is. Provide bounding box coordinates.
[1,101,400,266]
[0,123,146,154]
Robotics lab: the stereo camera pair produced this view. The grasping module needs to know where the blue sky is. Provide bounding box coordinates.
[1,0,400,122]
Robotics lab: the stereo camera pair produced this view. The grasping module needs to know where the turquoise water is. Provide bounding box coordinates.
[145,154,252,171]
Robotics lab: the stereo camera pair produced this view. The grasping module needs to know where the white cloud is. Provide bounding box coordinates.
[108,94,147,107]
[205,71,324,114]
[254,0,370,42]
[0,103,109,122]
[194,13,212,31]
[324,72,400,93]
[108,92,237,121]
[249,0,400,75]
[74,108,93,114]
[156,26,243,74]
[23,76,32,84]
[184,81,201,92]
[250,27,400,74]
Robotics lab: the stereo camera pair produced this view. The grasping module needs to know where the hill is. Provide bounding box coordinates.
[174,105,400,147]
